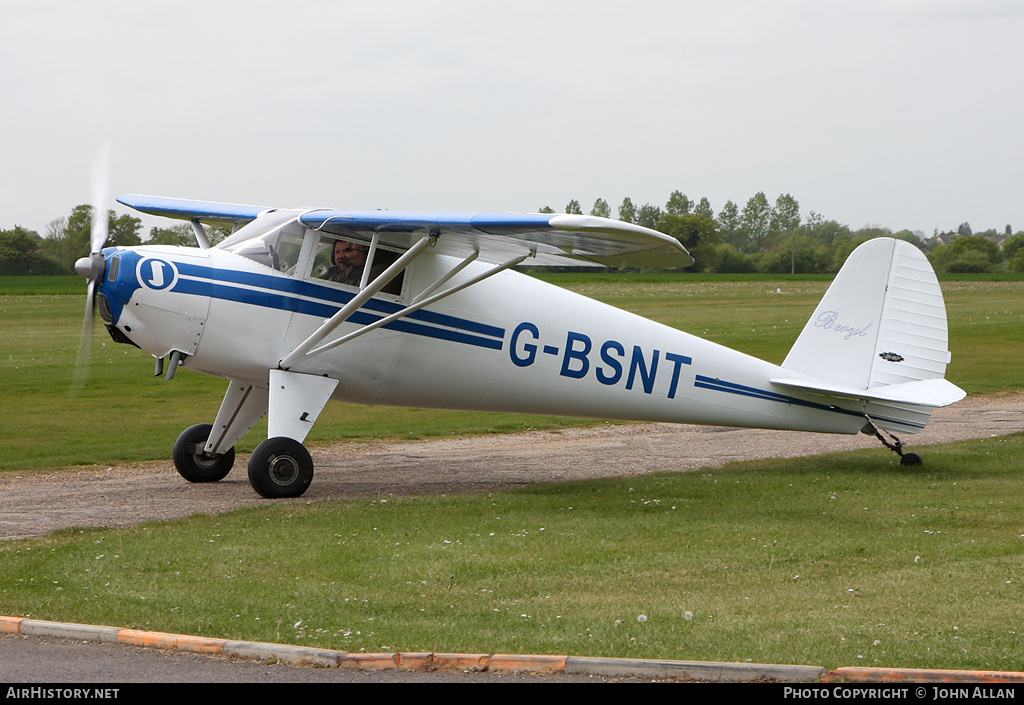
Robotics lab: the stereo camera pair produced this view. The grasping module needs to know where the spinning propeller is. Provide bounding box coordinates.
[71,143,111,393]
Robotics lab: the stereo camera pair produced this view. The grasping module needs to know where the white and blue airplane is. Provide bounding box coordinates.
[74,189,965,499]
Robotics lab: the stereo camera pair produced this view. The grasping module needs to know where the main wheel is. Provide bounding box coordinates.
[900,452,923,467]
[248,437,314,498]
[173,423,235,483]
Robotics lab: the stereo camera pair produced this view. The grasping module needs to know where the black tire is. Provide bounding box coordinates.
[900,452,923,467]
[173,423,235,483]
[247,437,314,498]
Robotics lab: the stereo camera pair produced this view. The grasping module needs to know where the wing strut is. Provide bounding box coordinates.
[280,239,530,368]
[191,219,211,249]
[278,235,434,370]
[359,232,381,290]
[410,251,479,304]
[304,251,529,360]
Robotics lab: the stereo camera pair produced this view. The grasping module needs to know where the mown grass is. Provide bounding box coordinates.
[2,433,1023,671]
[1,273,1023,671]
[1,274,1022,472]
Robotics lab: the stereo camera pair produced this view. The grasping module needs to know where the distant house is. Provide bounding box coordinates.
[922,232,1008,251]
[922,233,954,250]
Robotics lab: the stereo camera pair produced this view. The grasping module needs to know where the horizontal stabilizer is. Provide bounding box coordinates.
[770,376,966,408]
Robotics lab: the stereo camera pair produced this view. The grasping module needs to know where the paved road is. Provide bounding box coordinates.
[2,392,1021,541]
[0,633,666,684]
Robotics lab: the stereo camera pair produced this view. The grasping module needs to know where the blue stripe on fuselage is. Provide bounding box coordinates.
[693,375,926,430]
[169,261,505,350]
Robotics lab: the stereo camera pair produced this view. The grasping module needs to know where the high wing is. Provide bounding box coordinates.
[117,194,268,227]
[300,209,693,269]
[117,194,694,269]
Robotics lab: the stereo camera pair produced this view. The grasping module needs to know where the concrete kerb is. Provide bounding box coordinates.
[565,657,824,683]
[825,668,1024,684]
[4,616,1024,683]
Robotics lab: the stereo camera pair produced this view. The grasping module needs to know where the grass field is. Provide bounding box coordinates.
[1,272,1023,671]
[2,273,1022,472]
[2,434,1023,670]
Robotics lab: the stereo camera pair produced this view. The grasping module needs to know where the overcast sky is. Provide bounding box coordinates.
[3,0,1022,239]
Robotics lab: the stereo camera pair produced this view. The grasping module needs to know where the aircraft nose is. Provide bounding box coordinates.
[75,254,106,282]
[74,257,91,278]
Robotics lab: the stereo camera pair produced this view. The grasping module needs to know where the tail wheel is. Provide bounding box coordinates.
[173,423,235,483]
[248,437,314,498]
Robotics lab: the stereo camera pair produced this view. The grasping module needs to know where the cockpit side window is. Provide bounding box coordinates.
[218,211,305,275]
[310,235,404,296]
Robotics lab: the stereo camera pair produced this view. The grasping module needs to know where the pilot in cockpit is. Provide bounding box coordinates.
[318,236,404,294]
[322,239,368,286]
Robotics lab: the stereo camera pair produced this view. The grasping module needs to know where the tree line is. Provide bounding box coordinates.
[539,191,1024,274]
[0,205,228,276]
[3,194,1023,276]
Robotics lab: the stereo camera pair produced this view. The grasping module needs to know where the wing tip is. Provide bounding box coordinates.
[117,194,269,223]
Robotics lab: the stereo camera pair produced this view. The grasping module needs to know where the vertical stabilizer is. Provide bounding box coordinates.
[782,238,953,391]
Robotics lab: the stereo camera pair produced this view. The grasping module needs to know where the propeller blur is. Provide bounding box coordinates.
[71,143,112,394]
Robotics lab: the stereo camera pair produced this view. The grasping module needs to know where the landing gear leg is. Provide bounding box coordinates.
[244,369,336,498]
[862,415,922,466]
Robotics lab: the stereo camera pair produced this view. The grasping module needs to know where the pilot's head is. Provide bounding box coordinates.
[333,240,367,267]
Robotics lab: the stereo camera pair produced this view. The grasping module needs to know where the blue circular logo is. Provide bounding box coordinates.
[137,258,178,291]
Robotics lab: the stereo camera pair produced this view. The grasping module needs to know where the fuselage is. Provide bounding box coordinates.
[94,237,885,438]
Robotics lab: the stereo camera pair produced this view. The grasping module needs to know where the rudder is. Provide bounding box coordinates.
[780,238,962,405]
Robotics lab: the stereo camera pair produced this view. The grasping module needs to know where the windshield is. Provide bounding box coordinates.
[217,210,306,273]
